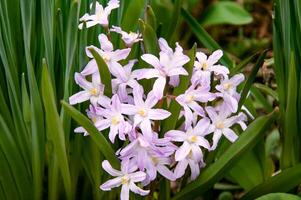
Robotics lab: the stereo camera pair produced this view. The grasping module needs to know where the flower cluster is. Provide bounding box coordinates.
[70,1,248,199]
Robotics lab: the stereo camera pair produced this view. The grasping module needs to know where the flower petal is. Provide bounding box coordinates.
[175,141,191,161]
[223,128,238,143]
[100,177,122,191]
[207,49,223,66]
[153,76,166,99]
[102,160,122,176]
[120,184,130,200]
[141,54,161,69]
[129,171,147,182]
[174,159,189,179]
[157,165,175,181]
[69,91,90,105]
[129,182,149,196]
[165,130,186,142]
[148,109,171,120]
[98,33,113,52]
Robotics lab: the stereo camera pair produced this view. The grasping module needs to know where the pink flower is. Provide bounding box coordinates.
[110,26,142,47]
[79,0,119,29]
[111,60,140,102]
[216,73,245,113]
[165,118,211,162]
[192,50,229,82]
[121,88,171,138]
[69,73,109,106]
[81,34,131,76]
[176,84,216,129]
[100,160,149,200]
[134,38,190,99]
[119,132,176,185]
[206,106,247,150]
[94,94,132,143]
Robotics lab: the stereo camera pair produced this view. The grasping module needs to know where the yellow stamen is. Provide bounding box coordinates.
[152,157,158,165]
[215,121,225,129]
[102,54,111,62]
[189,135,198,143]
[202,62,208,70]
[90,88,98,96]
[223,83,232,90]
[121,176,129,185]
[111,116,120,125]
[92,117,97,123]
[138,108,147,117]
[186,94,194,103]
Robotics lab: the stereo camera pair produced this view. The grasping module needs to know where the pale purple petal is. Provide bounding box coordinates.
[148,109,171,120]
[208,50,223,66]
[165,130,186,142]
[102,160,122,176]
[98,34,113,52]
[145,91,158,108]
[69,91,90,105]
[175,141,191,161]
[129,171,147,182]
[169,75,180,87]
[211,130,223,150]
[81,59,98,76]
[129,182,149,196]
[120,184,130,200]
[153,76,166,99]
[121,104,137,115]
[167,67,188,76]
[100,177,122,191]
[111,48,131,62]
[141,54,161,69]
[157,165,175,181]
[158,38,173,54]
[188,160,200,180]
[140,119,152,138]
[132,69,161,80]
[174,159,188,179]
[94,119,111,131]
[223,128,238,142]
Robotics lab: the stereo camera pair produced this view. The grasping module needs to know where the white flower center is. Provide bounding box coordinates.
[138,108,147,117]
[151,157,158,165]
[92,117,97,123]
[202,62,208,70]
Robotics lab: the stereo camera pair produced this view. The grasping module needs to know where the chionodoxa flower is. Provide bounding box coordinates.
[69,1,249,199]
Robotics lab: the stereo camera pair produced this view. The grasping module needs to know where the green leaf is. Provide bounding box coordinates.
[145,5,157,30]
[238,50,268,111]
[255,193,301,200]
[139,19,160,55]
[61,101,120,168]
[281,52,299,169]
[200,2,253,27]
[121,0,145,32]
[88,47,112,97]
[172,109,279,200]
[241,164,301,200]
[181,8,233,68]
[41,61,72,200]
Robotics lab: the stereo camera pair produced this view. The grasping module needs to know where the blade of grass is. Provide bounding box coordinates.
[237,50,268,111]
[41,61,72,199]
[61,101,120,168]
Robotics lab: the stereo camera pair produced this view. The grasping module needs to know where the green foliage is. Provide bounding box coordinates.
[200,2,253,27]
